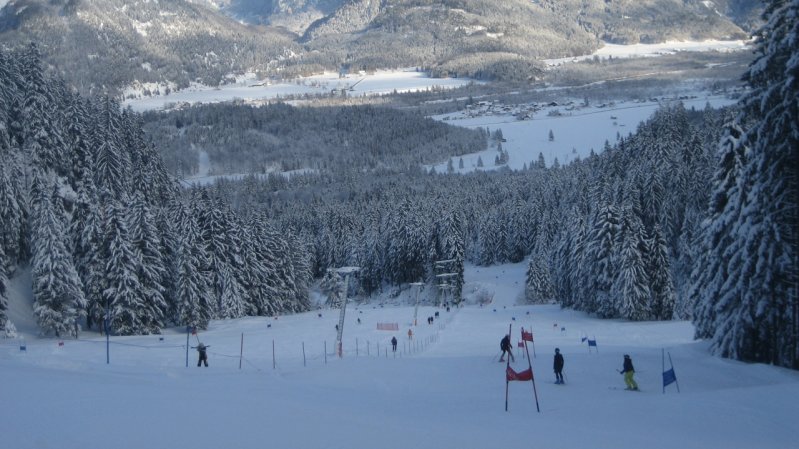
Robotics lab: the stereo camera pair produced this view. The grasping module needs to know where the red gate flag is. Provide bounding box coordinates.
[506,366,533,382]
[522,329,534,342]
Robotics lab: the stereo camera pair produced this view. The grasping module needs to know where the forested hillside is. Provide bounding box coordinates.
[190,104,727,321]
[0,0,753,94]
[0,0,299,95]
[141,102,486,176]
[0,44,312,338]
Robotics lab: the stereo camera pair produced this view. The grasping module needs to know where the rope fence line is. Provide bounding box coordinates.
[3,306,459,372]
[3,331,444,372]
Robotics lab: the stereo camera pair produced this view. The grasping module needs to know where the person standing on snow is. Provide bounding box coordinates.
[499,334,514,362]
[391,336,398,352]
[554,348,565,384]
[195,342,209,367]
[620,354,638,390]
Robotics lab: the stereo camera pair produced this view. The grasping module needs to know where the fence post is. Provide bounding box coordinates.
[324,341,327,365]
[272,339,276,370]
[302,342,306,367]
[356,338,359,357]
[239,333,244,370]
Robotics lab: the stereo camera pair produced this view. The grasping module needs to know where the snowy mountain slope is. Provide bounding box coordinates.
[2,262,797,449]
[0,0,752,93]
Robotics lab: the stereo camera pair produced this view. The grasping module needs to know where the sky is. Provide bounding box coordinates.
[2,262,798,449]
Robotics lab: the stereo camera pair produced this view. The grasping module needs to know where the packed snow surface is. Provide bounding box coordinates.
[2,263,797,449]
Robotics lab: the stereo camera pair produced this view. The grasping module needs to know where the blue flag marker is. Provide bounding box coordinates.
[663,368,677,387]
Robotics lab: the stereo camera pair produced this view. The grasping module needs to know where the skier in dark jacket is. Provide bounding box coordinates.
[391,336,398,352]
[196,343,209,367]
[499,334,514,362]
[620,354,638,390]
[554,348,565,384]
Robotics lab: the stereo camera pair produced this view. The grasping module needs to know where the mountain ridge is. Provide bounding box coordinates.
[0,0,758,94]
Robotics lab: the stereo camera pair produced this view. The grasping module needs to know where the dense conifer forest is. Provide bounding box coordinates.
[0,44,312,338]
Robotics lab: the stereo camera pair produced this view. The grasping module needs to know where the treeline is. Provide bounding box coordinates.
[142,102,486,176]
[0,44,311,338]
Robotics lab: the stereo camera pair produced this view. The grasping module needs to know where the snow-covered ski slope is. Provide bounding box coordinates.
[2,262,797,449]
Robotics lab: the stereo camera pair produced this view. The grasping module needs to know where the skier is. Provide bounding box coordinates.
[195,342,209,367]
[391,336,397,352]
[554,348,564,384]
[499,334,514,362]
[620,354,638,390]
[408,328,413,340]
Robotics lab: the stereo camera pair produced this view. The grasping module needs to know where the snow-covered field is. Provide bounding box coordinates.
[544,39,750,66]
[429,95,738,172]
[2,262,797,449]
[123,70,476,112]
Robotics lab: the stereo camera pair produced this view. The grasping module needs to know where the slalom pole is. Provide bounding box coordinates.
[185,325,190,368]
[525,340,540,412]
[505,322,512,412]
[662,348,666,395]
[239,333,244,370]
[669,352,681,393]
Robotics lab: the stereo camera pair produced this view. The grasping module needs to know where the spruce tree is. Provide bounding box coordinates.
[693,0,799,368]
[30,175,86,337]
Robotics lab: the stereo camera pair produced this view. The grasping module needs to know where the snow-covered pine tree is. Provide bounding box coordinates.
[386,199,427,284]
[612,207,650,320]
[21,44,67,176]
[128,192,168,332]
[70,179,106,331]
[690,122,748,340]
[102,194,151,335]
[525,256,555,303]
[285,230,312,310]
[0,243,12,334]
[585,202,620,317]
[647,224,675,320]
[219,262,247,319]
[62,92,94,192]
[195,189,233,318]
[30,174,86,337]
[0,154,27,272]
[436,210,465,302]
[172,202,212,330]
[695,0,799,368]
[246,215,284,316]
[93,97,130,198]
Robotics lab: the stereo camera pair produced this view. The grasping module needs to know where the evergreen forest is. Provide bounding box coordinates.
[0,1,795,370]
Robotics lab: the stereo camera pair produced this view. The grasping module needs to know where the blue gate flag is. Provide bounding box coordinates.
[663,368,677,387]
[581,335,587,342]
[587,339,597,347]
